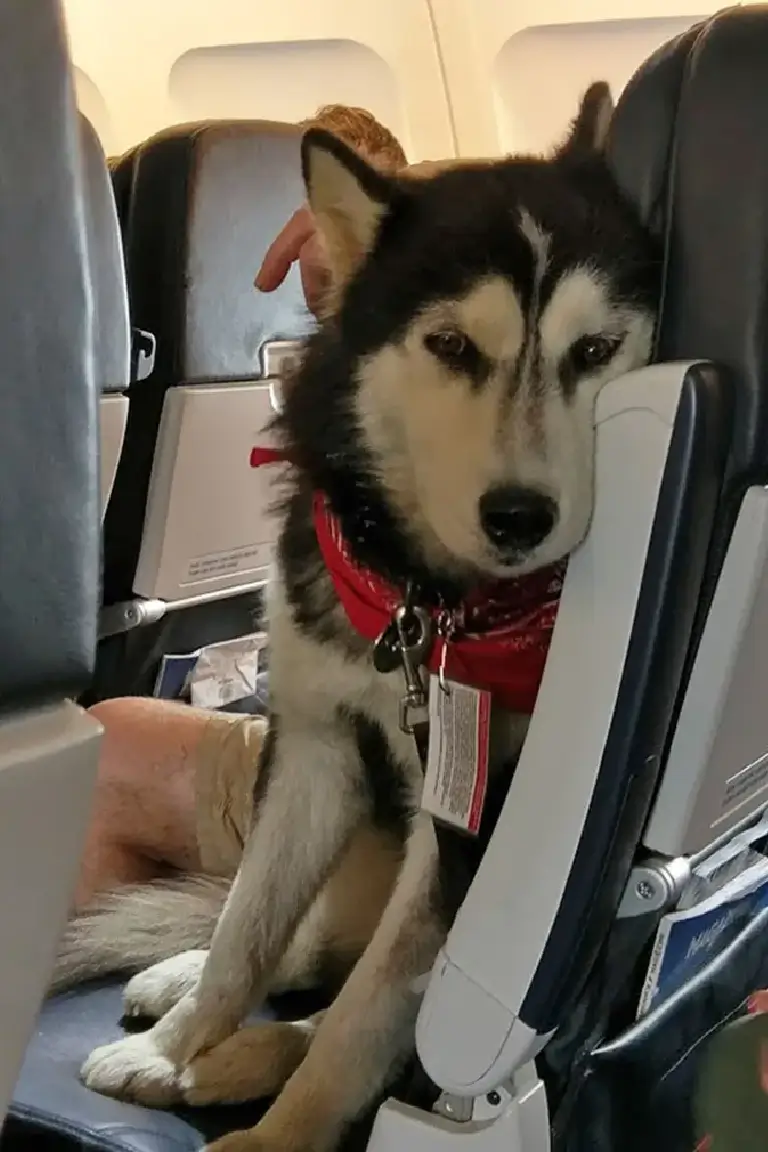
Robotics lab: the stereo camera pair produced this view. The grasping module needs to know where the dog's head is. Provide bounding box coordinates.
[282,84,659,598]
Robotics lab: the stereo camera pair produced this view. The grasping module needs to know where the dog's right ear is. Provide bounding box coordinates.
[557,81,615,158]
[301,128,397,286]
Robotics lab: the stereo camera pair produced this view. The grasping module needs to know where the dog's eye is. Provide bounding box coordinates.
[569,334,622,374]
[424,329,471,366]
[423,329,491,386]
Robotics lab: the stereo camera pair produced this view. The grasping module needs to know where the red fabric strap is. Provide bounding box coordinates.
[312,493,563,715]
[250,448,563,713]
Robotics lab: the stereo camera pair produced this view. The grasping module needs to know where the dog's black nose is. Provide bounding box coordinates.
[479,486,557,553]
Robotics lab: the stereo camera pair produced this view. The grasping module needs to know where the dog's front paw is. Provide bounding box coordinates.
[80,1034,181,1106]
[123,950,207,1019]
[181,1021,312,1106]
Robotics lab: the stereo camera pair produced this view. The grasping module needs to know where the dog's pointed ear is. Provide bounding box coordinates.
[557,82,615,157]
[301,128,397,285]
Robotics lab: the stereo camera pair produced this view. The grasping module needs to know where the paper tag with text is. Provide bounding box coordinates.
[421,676,491,836]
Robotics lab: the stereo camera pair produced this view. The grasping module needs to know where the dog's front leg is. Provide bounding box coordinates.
[208,813,444,1152]
[80,717,367,1105]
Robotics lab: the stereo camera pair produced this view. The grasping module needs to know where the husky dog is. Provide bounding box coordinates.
[56,83,658,1152]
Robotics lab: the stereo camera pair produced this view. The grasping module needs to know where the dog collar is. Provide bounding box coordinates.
[313,492,564,715]
[249,447,564,714]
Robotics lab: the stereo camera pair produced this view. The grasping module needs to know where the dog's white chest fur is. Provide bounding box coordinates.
[267,570,528,809]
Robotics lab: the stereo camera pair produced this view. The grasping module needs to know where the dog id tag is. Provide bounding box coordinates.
[421,676,491,836]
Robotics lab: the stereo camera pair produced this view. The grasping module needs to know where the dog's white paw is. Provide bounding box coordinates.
[123,950,208,1019]
[80,1033,181,1106]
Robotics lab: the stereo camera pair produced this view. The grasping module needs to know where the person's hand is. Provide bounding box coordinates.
[254,205,329,316]
[254,161,448,314]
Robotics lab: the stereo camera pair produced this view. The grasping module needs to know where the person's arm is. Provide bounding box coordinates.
[254,205,328,316]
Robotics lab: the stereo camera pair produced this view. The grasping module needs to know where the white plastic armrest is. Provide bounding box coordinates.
[416,362,693,1096]
[0,701,101,1123]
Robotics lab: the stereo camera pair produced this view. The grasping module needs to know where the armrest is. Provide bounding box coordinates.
[0,703,101,1124]
[416,361,730,1095]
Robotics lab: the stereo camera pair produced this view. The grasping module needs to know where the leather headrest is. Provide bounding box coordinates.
[608,6,768,489]
[78,115,130,393]
[112,120,310,385]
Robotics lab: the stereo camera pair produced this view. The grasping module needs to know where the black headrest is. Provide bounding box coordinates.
[107,147,135,245]
[114,120,310,383]
[79,115,130,393]
[0,2,99,711]
[608,6,768,495]
[103,120,309,603]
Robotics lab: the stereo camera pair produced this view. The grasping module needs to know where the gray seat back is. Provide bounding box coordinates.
[78,114,131,513]
[0,0,103,1126]
[0,6,99,708]
[92,122,309,700]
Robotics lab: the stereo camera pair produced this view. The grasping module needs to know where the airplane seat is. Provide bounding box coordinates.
[7,9,768,1152]
[547,8,768,1147]
[89,121,309,702]
[0,0,102,1132]
[78,114,131,515]
[369,7,768,1151]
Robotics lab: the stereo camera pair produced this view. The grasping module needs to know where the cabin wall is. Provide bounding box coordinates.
[63,0,721,161]
[62,0,455,161]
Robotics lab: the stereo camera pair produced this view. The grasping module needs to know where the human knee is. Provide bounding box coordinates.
[89,698,153,792]
[87,696,202,870]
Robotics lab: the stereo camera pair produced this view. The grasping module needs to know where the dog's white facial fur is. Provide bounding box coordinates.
[355,265,654,578]
[301,83,655,580]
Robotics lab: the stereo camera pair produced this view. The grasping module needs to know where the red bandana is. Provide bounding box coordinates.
[251,449,564,714]
[312,494,564,715]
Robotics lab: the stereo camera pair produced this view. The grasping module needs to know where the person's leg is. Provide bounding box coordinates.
[77,698,267,911]
[75,698,207,909]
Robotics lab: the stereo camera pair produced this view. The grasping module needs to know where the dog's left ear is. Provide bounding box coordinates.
[557,81,615,157]
[301,128,397,286]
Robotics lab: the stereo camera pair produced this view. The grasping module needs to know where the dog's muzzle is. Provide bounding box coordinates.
[479,485,557,555]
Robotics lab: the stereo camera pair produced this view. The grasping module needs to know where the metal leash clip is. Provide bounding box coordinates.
[372,583,433,734]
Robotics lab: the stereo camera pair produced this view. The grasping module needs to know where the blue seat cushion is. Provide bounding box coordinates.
[3,982,395,1152]
[5,982,278,1152]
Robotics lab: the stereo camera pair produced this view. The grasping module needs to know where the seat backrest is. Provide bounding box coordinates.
[610,6,768,858]
[0,0,102,1125]
[407,4,768,1116]
[87,122,309,701]
[610,6,768,500]
[521,18,768,1141]
[0,20,99,712]
[103,120,309,608]
[78,114,131,514]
